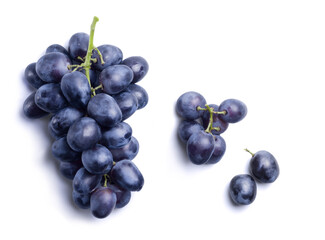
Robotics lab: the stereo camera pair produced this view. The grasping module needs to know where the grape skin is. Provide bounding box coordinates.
[87,93,122,128]
[122,56,149,83]
[23,92,48,119]
[100,122,132,149]
[176,91,206,120]
[68,32,89,61]
[90,187,117,219]
[34,83,68,113]
[229,174,257,205]
[186,131,215,165]
[61,71,91,110]
[100,65,134,95]
[178,120,204,143]
[92,44,123,71]
[113,91,138,121]
[24,63,46,89]
[67,117,102,152]
[109,137,139,162]
[73,167,102,194]
[110,160,144,192]
[126,84,149,109]
[36,52,71,83]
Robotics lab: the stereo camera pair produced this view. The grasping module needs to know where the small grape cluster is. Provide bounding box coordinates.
[229,149,280,205]
[23,17,148,218]
[176,91,247,165]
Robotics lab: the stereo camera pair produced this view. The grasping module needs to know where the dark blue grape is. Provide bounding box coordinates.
[176,91,206,120]
[52,137,81,162]
[186,131,215,165]
[249,150,280,183]
[122,56,149,83]
[34,83,68,113]
[79,68,99,88]
[101,122,132,149]
[87,93,122,128]
[229,174,257,205]
[59,161,83,180]
[218,99,247,123]
[24,63,46,89]
[109,137,139,162]
[100,65,134,95]
[113,91,138,120]
[178,120,204,143]
[49,107,84,138]
[73,167,102,194]
[92,44,123,71]
[107,184,131,209]
[90,187,117,218]
[23,92,48,119]
[82,144,113,175]
[206,135,226,164]
[67,117,102,152]
[68,32,89,61]
[73,190,90,209]
[36,52,71,83]
[61,71,91,110]
[46,44,70,58]
[126,84,149,109]
[110,160,144,191]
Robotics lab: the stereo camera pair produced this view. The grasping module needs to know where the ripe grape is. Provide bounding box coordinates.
[92,44,123,71]
[176,91,206,120]
[229,174,257,205]
[23,92,48,119]
[218,99,247,123]
[122,56,149,83]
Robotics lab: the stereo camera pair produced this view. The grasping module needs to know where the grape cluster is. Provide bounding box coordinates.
[229,149,280,205]
[22,17,148,218]
[176,91,247,165]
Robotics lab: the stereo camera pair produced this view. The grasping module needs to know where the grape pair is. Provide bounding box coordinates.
[176,91,247,165]
[23,17,148,218]
[229,149,280,205]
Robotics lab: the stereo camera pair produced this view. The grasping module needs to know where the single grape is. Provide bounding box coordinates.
[23,92,48,119]
[49,107,84,138]
[113,91,138,120]
[178,120,204,143]
[61,71,91,110]
[36,52,71,83]
[46,44,70,58]
[73,167,102,194]
[106,184,131,209]
[229,174,257,205]
[68,32,89,61]
[52,137,81,162]
[122,56,149,83]
[90,187,117,218]
[109,137,139,162]
[87,93,122,128]
[59,161,83,180]
[34,83,68,113]
[82,144,114,175]
[73,190,91,209]
[100,65,134,95]
[79,68,99,89]
[206,135,226,164]
[110,160,144,191]
[248,150,280,183]
[24,63,46,89]
[186,131,215,165]
[92,44,123,71]
[176,91,206,120]
[126,84,149,109]
[218,99,247,123]
[67,117,102,152]
[101,122,132,149]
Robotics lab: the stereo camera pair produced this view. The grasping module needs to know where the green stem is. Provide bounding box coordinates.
[244,148,255,157]
[205,104,214,133]
[103,174,108,187]
[84,16,99,91]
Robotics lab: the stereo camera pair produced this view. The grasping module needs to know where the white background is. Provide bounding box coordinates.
[1,0,324,239]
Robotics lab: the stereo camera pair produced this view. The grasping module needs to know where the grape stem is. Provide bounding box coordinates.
[68,16,105,97]
[197,104,225,133]
[244,148,255,157]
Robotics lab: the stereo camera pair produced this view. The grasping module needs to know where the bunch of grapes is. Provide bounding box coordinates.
[176,91,247,165]
[22,17,148,218]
